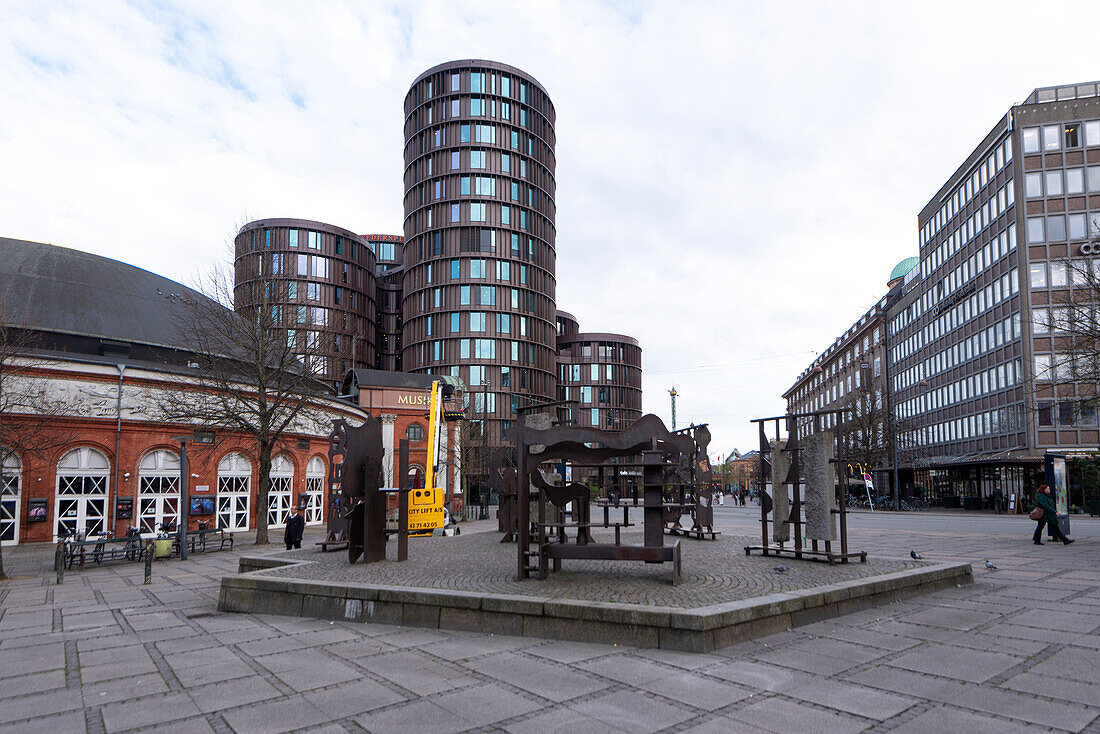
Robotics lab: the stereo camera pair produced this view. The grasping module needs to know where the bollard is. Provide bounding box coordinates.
[55,541,64,585]
[144,542,153,585]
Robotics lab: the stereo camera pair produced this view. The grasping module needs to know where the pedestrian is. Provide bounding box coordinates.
[284,505,305,550]
[1032,485,1075,546]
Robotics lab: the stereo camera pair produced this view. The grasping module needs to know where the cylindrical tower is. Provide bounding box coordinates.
[401,60,557,444]
[234,218,378,390]
[556,331,643,431]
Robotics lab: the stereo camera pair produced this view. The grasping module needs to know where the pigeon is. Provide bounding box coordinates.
[775,565,789,573]
[984,560,997,570]
[910,550,923,560]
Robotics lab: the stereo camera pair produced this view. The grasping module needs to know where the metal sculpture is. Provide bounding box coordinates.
[326,418,413,564]
[507,413,695,585]
[744,412,865,564]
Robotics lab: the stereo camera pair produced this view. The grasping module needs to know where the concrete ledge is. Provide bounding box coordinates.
[218,555,972,652]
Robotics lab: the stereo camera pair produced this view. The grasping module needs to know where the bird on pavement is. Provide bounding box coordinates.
[775,565,789,573]
[910,550,923,560]
[984,560,997,570]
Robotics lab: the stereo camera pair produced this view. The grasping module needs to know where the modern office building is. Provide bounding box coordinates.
[555,311,643,431]
[234,219,379,389]
[787,81,1100,510]
[400,60,559,446]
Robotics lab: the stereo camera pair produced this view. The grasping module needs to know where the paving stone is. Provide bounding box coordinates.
[185,674,281,713]
[887,644,1020,683]
[254,648,361,690]
[0,710,85,734]
[433,682,543,727]
[638,671,751,710]
[524,640,619,664]
[101,691,203,732]
[950,684,1096,731]
[355,699,470,733]
[220,695,330,734]
[572,689,695,731]
[302,678,407,718]
[502,706,632,734]
[705,660,816,692]
[466,652,609,702]
[1003,671,1100,707]
[844,665,972,702]
[578,654,681,686]
[902,607,1000,630]
[358,650,471,696]
[0,687,84,725]
[726,696,867,734]
[787,677,918,720]
[889,705,1040,734]
[0,669,66,699]
[84,671,170,705]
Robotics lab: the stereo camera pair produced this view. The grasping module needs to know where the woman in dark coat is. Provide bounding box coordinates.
[1033,485,1075,545]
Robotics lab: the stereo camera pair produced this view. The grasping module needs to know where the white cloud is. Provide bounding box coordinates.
[2,0,1099,456]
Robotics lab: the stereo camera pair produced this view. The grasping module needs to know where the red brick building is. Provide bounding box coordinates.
[0,238,366,546]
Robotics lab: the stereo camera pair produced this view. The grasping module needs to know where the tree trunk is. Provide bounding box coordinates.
[255,442,272,545]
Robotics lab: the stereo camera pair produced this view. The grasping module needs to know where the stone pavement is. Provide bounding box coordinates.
[1,516,1098,733]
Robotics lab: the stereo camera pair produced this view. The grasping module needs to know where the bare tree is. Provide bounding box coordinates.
[151,249,333,545]
[0,304,80,578]
[836,375,890,478]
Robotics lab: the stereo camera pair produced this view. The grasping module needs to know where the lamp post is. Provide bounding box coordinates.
[482,379,490,520]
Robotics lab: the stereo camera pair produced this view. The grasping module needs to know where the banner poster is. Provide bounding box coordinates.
[1044,454,1070,517]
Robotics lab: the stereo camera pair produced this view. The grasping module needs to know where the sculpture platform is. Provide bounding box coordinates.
[218,529,971,652]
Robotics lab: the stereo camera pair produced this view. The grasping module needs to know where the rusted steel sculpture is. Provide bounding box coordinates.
[489,447,519,542]
[326,418,412,564]
[744,412,866,564]
[507,413,694,585]
[666,424,719,540]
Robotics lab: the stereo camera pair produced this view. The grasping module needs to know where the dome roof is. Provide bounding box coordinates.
[889,256,919,282]
[0,237,222,354]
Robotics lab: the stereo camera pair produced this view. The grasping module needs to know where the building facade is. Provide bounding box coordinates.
[340,369,465,514]
[555,310,643,431]
[400,60,559,446]
[786,81,1100,510]
[783,291,892,493]
[364,234,405,372]
[0,237,364,546]
[234,219,379,390]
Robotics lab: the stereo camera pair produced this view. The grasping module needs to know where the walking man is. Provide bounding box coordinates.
[284,505,305,550]
[1033,485,1075,546]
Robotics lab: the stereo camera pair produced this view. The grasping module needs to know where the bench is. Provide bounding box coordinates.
[176,528,233,555]
[62,536,147,570]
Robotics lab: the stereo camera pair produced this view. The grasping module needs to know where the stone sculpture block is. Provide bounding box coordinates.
[771,439,790,542]
[802,431,837,541]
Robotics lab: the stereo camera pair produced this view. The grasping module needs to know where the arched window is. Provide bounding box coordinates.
[1,450,22,545]
[217,453,251,531]
[303,457,325,525]
[406,424,425,442]
[138,450,180,533]
[267,454,294,529]
[56,448,111,539]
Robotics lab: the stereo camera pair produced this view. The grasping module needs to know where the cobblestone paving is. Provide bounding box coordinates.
[1,513,1098,733]
[264,529,920,606]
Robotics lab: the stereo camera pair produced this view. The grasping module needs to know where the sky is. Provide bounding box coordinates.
[3,0,1100,460]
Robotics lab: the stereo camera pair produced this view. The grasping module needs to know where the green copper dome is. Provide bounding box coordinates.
[889,256,919,282]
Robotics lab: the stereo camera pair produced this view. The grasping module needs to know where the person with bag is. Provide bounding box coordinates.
[1031,485,1074,546]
